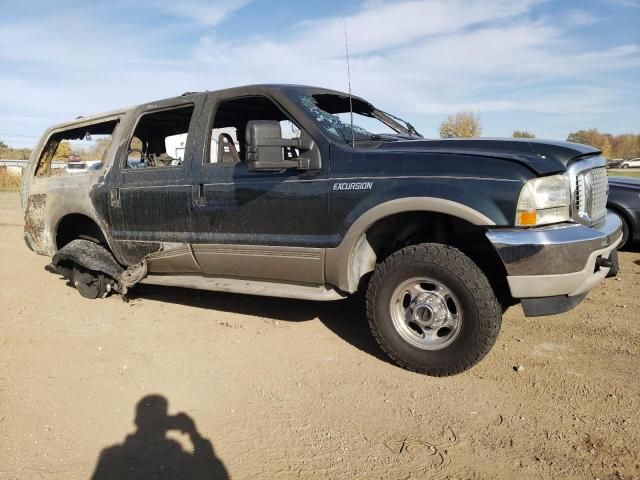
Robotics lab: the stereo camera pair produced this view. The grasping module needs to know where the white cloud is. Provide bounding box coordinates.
[0,0,638,143]
[290,0,540,56]
[153,0,252,26]
[188,1,639,118]
[416,87,618,115]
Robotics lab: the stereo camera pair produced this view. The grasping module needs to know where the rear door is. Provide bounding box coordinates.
[108,95,206,271]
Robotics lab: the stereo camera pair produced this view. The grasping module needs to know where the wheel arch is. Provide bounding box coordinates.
[54,213,110,251]
[325,198,508,298]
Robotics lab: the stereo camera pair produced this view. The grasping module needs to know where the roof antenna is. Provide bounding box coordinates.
[343,18,355,149]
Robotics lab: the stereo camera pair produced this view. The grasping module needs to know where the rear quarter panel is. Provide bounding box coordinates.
[21,114,127,257]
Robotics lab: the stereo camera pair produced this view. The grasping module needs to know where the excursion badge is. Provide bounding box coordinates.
[332,181,374,191]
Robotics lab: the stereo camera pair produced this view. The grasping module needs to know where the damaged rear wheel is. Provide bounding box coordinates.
[72,265,107,299]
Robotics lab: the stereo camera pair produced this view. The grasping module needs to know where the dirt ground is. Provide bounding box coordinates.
[1,190,638,479]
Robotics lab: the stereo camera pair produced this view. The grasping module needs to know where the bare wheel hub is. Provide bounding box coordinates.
[391,278,463,350]
[411,293,447,328]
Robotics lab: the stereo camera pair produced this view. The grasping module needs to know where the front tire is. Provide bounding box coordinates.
[366,243,501,376]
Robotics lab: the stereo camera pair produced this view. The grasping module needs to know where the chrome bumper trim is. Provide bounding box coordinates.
[486,211,622,299]
[486,212,622,276]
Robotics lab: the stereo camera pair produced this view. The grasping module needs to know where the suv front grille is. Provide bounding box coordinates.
[575,166,608,223]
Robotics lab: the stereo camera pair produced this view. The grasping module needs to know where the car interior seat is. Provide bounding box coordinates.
[217,133,240,164]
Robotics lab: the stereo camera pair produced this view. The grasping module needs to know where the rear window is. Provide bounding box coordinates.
[35,119,119,177]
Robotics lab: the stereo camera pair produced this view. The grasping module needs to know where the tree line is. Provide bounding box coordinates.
[565,129,640,160]
[438,110,640,160]
[0,140,33,160]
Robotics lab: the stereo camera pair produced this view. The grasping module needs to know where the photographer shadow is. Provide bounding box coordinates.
[91,394,228,480]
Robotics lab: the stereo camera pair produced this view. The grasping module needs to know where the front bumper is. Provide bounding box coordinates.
[486,212,622,316]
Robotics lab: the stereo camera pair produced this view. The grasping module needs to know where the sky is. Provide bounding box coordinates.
[0,0,638,148]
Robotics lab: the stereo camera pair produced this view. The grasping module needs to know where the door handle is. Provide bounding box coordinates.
[193,183,205,206]
[110,187,121,207]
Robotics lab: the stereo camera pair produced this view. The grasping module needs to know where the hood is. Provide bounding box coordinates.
[377,138,601,175]
[608,176,640,188]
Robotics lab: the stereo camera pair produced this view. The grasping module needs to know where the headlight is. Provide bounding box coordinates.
[516,174,570,226]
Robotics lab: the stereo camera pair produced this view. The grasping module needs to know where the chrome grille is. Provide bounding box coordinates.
[575,166,608,223]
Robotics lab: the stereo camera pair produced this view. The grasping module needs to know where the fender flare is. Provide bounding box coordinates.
[324,197,496,292]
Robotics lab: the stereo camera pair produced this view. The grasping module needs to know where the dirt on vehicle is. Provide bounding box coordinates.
[1,191,638,479]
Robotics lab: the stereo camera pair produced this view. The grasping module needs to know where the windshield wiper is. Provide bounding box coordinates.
[404,122,422,138]
[377,110,423,138]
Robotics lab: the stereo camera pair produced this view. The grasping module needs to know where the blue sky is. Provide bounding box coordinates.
[0,0,638,148]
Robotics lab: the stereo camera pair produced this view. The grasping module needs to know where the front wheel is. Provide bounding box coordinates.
[366,243,501,376]
[622,164,629,169]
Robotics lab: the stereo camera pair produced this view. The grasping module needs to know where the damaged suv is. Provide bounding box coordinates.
[22,85,622,376]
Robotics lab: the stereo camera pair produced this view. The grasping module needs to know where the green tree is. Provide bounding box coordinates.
[439,110,482,138]
[512,130,535,138]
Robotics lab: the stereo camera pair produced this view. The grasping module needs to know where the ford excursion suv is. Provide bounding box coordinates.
[21,85,622,376]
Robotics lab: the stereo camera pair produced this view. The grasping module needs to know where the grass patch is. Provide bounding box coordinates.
[608,169,640,178]
[0,169,21,191]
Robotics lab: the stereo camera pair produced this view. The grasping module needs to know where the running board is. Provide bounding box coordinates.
[139,275,347,301]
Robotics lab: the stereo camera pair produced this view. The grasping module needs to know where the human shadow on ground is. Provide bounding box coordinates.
[91,394,228,480]
[130,283,392,366]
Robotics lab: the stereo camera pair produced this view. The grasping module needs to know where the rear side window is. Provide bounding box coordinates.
[35,119,119,177]
[125,105,194,169]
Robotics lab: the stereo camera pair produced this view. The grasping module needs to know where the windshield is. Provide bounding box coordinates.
[295,93,421,144]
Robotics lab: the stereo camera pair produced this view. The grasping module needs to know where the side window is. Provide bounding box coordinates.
[35,120,119,177]
[205,96,303,165]
[126,105,194,169]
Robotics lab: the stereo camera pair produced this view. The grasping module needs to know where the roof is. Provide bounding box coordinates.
[42,84,360,136]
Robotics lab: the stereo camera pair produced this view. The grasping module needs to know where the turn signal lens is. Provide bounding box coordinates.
[517,211,537,226]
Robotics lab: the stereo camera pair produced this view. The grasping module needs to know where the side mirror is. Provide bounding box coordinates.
[246,120,319,171]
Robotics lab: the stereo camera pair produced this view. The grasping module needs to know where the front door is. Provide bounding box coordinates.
[189,93,330,284]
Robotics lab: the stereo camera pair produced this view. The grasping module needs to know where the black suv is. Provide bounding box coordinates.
[22,85,622,376]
